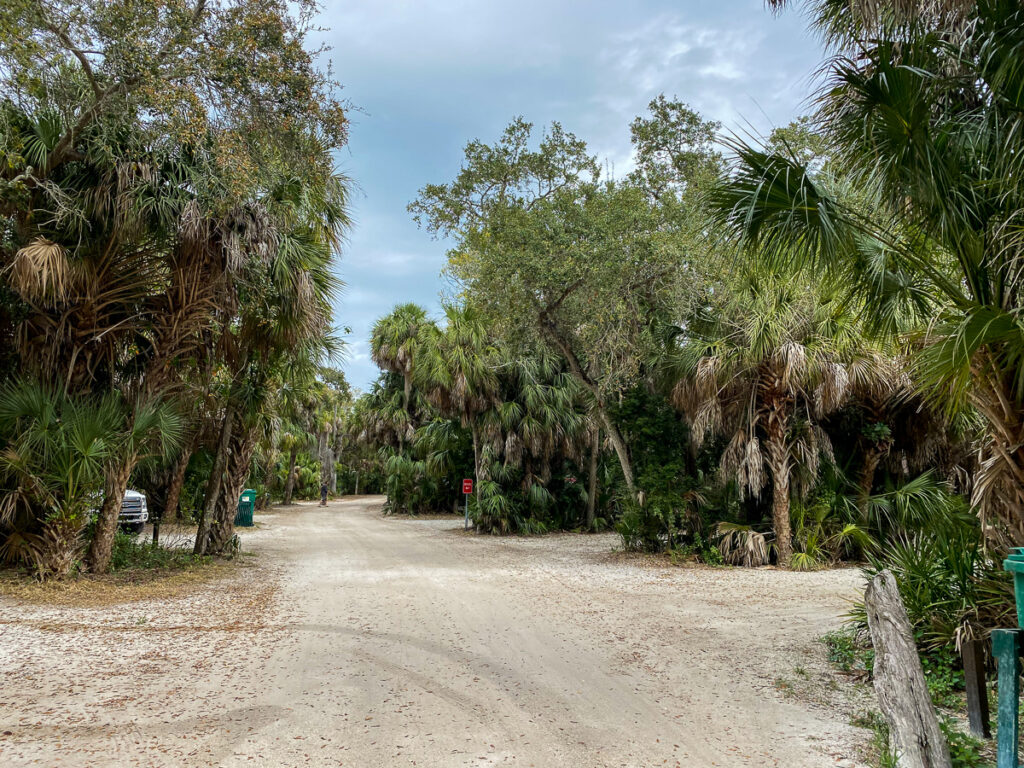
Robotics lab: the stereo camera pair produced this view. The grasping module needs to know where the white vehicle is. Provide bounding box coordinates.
[118,490,149,534]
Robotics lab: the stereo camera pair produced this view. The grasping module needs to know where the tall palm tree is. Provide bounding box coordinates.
[415,304,499,497]
[712,0,1024,547]
[195,169,348,555]
[670,272,867,565]
[371,304,432,413]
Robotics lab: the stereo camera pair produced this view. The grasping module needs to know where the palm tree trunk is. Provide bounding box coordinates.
[586,429,599,529]
[765,409,793,566]
[282,444,300,505]
[770,468,793,566]
[969,359,1024,549]
[87,454,137,572]
[206,426,257,555]
[470,421,481,513]
[329,436,340,494]
[195,404,234,555]
[857,445,885,517]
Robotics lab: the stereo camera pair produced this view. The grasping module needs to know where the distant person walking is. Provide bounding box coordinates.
[319,482,328,507]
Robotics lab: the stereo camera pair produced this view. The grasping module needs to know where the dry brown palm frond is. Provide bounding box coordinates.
[716,523,770,567]
[774,341,806,387]
[7,238,72,304]
[0,526,43,569]
[671,376,696,415]
[690,399,722,448]
[791,424,834,498]
[721,430,765,498]
[0,490,23,526]
[694,356,720,399]
[814,361,850,416]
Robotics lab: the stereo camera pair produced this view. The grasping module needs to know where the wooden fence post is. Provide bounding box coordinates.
[962,637,991,738]
[865,570,952,768]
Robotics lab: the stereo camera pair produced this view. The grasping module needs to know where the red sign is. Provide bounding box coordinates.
[462,479,473,495]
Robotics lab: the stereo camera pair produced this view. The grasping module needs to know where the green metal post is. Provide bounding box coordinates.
[994,628,1022,768]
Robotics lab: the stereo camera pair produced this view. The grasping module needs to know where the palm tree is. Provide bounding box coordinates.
[415,304,499,500]
[371,304,432,413]
[471,352,589,533]
[195,168,348,555]
[712,0,1024,548]
[670,272,867,565]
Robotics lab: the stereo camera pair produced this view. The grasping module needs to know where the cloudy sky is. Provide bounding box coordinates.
[314,1,824,391]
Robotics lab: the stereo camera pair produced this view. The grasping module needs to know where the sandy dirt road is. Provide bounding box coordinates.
[0,497,867,767]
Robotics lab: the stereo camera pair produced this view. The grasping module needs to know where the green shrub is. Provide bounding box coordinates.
[855,517,1014,652]
[821,628,873,675]
[940,719,991,768]
[109,531,208,572]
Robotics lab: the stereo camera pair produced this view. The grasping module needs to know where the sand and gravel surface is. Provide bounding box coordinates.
[0,496,869,767]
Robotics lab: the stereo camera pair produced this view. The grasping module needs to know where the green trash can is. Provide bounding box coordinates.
[234,488,256,527]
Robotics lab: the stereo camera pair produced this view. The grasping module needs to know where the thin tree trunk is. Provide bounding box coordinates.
[87,454,136,572]
[195,405,234,555]
[865,570,952,768]
[600,409,635,497]
[318,429,329,485]
[857,444,884,517]
[586,428,599,529]
[282,444,299,505]
[539,316,636,499]
[321,442,335,493]
[329,436,340,494]
[163,443,194,523]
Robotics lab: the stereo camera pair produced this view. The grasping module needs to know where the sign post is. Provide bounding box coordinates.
[462,478,473,530]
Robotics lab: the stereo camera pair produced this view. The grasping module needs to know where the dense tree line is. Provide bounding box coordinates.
[0,0,351,578]
[351,2,1024,662]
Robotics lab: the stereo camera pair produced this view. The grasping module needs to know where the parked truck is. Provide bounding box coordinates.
[118,489,149,534]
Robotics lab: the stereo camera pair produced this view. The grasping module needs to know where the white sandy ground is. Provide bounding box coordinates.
[0,496,872,768]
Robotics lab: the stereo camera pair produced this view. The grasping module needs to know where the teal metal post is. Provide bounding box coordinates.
[998,546,1024,768]
[994,629,1021,768]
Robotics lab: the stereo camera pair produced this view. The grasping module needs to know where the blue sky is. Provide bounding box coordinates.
[314,1,824,391]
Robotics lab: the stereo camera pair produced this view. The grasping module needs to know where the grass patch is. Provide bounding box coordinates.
[0,532,243,607]
[773,676,795,697]
[0,561,235,607]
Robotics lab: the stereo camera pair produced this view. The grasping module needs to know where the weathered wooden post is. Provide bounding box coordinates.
[962,637,991,738]
[865,570,952,768]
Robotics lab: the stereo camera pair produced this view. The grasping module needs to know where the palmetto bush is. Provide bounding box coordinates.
[855,521,1014,652]
[0,381,120,578]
